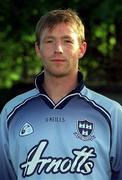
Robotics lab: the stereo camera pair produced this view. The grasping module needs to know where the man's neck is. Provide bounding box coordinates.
[42,73,78,104]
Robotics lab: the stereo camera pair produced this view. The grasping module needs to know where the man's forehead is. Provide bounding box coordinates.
[42,23,77,35]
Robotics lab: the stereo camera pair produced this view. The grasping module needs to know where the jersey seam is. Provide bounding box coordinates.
[7,93,41,128]
[79,92,112,155]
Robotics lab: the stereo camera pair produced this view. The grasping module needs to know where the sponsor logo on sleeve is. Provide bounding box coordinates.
[19,123,34,136]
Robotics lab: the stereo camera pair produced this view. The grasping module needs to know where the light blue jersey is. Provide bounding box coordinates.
[0,72,122,180]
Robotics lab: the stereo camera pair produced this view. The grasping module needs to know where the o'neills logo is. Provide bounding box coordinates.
[20,140,97,177]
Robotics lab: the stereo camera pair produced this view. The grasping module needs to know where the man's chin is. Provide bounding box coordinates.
[46,70,70,78]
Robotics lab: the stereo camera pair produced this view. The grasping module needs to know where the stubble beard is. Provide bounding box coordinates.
[44,66,72,78]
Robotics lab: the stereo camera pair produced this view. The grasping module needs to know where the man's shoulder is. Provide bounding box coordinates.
[81,86,122,113]
[2,88,40,114]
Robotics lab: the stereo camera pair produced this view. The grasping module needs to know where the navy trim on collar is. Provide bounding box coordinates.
[35,71,84,109]
[35,71,84,94]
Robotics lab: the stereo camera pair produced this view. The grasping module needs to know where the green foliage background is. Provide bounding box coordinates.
[0,0,122,88]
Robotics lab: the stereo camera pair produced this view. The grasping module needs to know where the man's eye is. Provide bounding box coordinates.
[45,39,53,43]
[64,40,73,44]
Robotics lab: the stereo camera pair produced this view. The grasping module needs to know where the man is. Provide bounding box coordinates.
[0,9,122,180]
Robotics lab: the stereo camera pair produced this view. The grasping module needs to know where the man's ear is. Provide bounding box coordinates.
[78,41,87,59]
[35,42,41,58]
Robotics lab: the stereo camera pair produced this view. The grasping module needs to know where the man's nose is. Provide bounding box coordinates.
[54,42,63,53]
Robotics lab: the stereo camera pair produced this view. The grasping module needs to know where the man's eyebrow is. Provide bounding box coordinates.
[42,36,55,42]
[62,36,74,41]
[44,36,54,39]
[43,35,74,41]
[62,35,73,39]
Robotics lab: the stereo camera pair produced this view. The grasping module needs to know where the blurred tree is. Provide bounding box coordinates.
[88,0,122,85]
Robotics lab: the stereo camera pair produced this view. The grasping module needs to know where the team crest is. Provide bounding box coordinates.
[74,120,95,141]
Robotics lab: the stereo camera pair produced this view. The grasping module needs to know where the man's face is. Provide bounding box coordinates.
[36,22,86,77]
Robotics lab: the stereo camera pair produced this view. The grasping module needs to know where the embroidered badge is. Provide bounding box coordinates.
[74,120,95,141]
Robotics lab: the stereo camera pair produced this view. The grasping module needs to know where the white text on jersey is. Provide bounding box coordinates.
[20,140,97,177]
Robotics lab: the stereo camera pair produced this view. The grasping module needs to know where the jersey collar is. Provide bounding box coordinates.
[35,71,84,109]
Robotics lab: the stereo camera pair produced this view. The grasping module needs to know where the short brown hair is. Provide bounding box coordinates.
[35,9,85,46]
